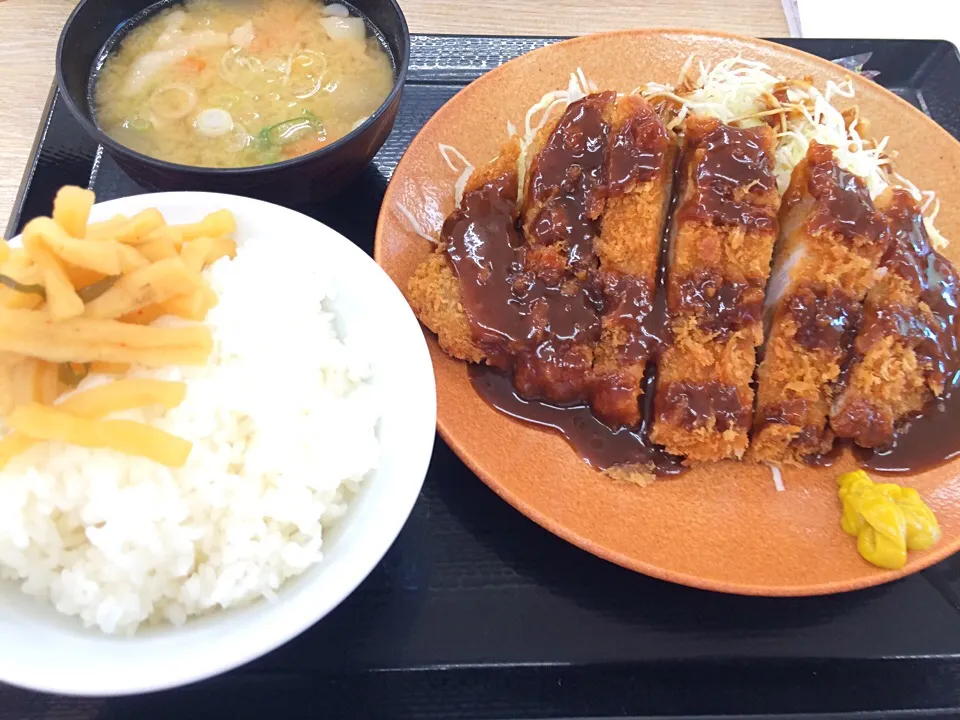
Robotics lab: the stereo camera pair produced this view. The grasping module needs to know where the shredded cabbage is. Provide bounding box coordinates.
[438,143,475,208]
[399,56,948,250]
[396,202,437,244]
[768,463,785,492]
[641,55,948,246]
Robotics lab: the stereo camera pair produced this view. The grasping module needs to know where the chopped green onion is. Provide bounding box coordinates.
[258,110,323,147]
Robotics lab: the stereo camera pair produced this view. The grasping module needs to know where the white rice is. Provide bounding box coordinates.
[0,235,380,634]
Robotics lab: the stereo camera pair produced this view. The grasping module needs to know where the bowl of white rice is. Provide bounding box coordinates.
[0,192,435,695]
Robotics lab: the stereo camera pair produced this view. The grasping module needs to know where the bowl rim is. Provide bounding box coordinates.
[0,191,436,696]
[54,0,410,176]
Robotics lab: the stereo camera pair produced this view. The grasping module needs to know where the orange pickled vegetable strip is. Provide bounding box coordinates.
[11,359,37,407]
[180,236,236,273]
[162,283,218,320]
[84,257,200,319]
[119,304,167,326]
[23,217,125,276]
[0,379,187,469]
[0,308,213,366]
[8,403,192,468]
[58,378,186,417]
[138,238,179,262]
[34,361,59,405]
[88,361,130,375]
[175,210,236,242]
[85,214,128,242]
[139,225,184,247]
[117,244,149,273]
[0,253,44,310]
[52,186,96,238]
[114,209,166,244]
[65,266,106,290]
[22,232,83,320]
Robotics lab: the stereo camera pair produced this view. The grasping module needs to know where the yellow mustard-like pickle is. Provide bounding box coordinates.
[837,470,941,570]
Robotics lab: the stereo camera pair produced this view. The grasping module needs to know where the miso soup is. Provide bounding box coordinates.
[94,0,395,168]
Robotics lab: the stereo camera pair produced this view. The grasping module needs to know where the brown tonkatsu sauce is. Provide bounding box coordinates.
[658,381,750,433]
[777,149,881,356]
[529,92,613,215]
[444,171,603,394]
[678,123,777,229]
[597,272,665,363]
[865,192,960,386]
[855,384,960,473]
[470,365,684,474]
[443,172,527,352]
[527,93,612,273]
[765,187,960,471]
[851,191,960,472]
[527,195,599,267]
[802,441,844,468]
[607,108,669,194]
[442,102,960,477]
[805,144,885,242]
[444,93,679,470]
[753,146,886,460]
[651,120,777,447]
[675,269,766,337]
[754,398,826,456]
[787,286,861,352]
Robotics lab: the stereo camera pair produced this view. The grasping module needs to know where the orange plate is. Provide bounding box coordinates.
[374,29,960,596]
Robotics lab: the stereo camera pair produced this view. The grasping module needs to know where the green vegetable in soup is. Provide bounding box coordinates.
[127,117,151,132]
[258,110,324,147]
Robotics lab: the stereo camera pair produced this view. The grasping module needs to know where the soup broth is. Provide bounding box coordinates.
[94,0,395,168]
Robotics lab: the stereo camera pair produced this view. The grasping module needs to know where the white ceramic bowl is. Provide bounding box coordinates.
[0,192,436,696]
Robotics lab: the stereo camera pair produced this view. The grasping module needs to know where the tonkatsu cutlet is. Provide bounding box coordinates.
[751,142,888,465]
[591,95,675,425]
[651,116,780,461]
[831,189,960,447]
[407,141,521,364]
[510,92,615,411]
[522,92,615,277]
[408,94,609,369]
[410,92,675,431]
[513,92,675,427]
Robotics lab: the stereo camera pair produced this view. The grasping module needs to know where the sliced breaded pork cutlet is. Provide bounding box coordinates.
[407,141,522,364]
[409,92,676,433]
[508,92,616,411]
[590,94,675,425]
[651,116,780,461]
[751,142,888,465]
[505,92,676,428]
[831,189,960,447]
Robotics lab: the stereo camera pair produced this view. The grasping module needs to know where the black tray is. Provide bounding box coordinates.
[6,35,960,720]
